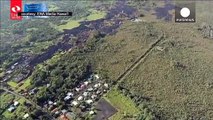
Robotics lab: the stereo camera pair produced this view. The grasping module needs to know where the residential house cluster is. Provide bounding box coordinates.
[7,101,20,112]
[41,74,110,119]
[7,101,30,119]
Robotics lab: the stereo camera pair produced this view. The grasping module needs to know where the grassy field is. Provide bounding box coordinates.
[48,4,59,11]
[18,98,26,104]
[16,78,32,92]
[0,68,5,77]
[7,81,18,90]
[57,20,81,31]
[104,88,140,120]
[86,9,106,21]
[57,9,106,31]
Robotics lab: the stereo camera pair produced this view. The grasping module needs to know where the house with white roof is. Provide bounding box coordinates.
[91,94,97,99]
[48,101,53,105]
[64,96,71,101]
[89,111,95,115]
[94,74,100,79]
[84,81,89,86]
[23,113,29,119]
[77,96,83,101]
[14,101,19,107]
[86,99,93,104]
[75,88,80,92]
[8,106,15,112]
[87,87,93,92]
[72,101,78,106]
[94,83,101,88]
[61,109,67,114]
[67,92,74,97]
[83,92,88,97]
[53,102,57,105]
[104,83,109,88]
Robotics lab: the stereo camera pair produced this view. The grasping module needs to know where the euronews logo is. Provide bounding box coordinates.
[175,2,195,23]
[180,7,190,18]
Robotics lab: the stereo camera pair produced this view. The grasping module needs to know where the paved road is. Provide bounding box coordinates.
[0,87,56,120]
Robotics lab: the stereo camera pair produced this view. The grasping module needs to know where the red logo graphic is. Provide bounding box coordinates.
[10,0,22,20]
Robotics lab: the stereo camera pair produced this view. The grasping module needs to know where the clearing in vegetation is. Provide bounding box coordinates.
[104,88,140,120]
[57,9,106,31]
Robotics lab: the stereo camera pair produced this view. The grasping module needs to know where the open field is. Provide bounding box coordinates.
[57,9,106,31]
[0,69,4,77]
[86,9,106,21]
[57,20,81,31]
[16,78,32,92]
[48,4,59,11]
[104,88,140,120]
[7,81,18,89]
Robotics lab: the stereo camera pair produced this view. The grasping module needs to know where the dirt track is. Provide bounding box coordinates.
[116,33,164,83]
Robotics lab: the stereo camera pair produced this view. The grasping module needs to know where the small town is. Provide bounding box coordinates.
[2,73,112,120]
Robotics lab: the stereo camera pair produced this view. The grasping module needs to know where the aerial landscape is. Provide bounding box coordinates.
[1,0,213,120]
